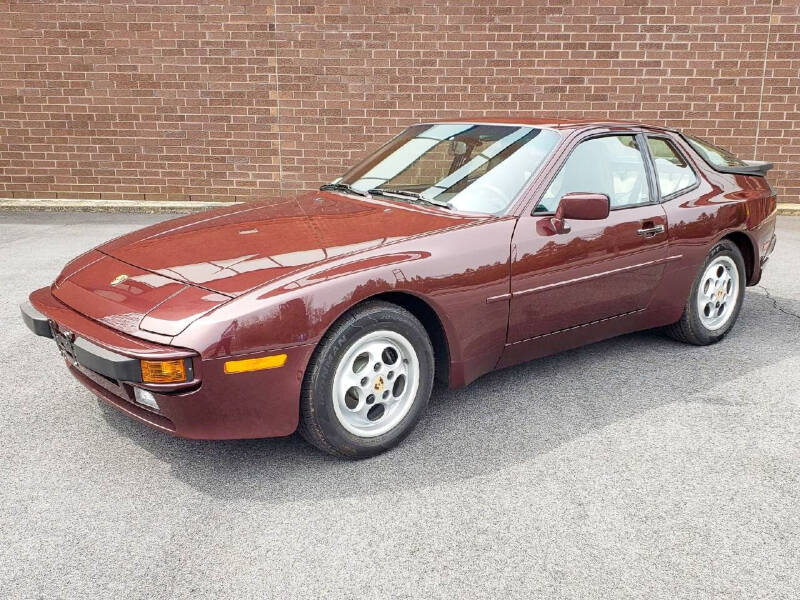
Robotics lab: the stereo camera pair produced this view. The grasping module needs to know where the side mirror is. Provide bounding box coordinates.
[549,192,610,233]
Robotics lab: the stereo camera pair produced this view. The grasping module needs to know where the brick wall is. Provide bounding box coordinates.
[1,0,797,203]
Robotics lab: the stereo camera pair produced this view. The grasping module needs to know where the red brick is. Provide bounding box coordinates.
[0,0,797,202]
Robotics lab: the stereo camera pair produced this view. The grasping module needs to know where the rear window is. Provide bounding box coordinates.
[684,135,748,168]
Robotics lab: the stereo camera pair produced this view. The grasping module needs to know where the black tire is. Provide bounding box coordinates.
[664,239,746,345]
[298,300,435,459]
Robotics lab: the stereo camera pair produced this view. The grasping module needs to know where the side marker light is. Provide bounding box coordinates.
[224,354,287,374]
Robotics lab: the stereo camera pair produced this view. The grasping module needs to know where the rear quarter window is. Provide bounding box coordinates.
[647,137,698,198]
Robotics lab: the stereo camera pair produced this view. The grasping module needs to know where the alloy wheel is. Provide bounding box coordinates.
[696,255,740,331]
[332,330,420,437]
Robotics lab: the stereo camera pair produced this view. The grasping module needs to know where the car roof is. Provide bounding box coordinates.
[421,116,676,133]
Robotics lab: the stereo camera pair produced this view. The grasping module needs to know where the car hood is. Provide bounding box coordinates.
[54,192,480,337]
[52,251,232,337]
[97,191,473,296]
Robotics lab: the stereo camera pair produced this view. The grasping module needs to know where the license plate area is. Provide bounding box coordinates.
[51,323,78,365]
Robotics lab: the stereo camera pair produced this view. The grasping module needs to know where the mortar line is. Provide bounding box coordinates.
[754,0,775,159]
[273,0,283,194]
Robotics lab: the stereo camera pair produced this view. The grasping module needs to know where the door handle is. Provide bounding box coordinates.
[637,224,665,237]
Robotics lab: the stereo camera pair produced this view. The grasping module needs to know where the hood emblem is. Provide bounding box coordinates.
[110,274,130,286]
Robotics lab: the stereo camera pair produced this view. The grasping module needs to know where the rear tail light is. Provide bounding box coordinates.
[141,359,188,384]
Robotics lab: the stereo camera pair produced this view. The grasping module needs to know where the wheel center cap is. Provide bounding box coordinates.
[374,376,385,392]
[716,289,724,301]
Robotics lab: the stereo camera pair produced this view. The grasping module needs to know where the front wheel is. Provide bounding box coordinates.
[664,239,746,345]
[298,301,434,458]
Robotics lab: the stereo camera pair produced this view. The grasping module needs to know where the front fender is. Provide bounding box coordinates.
[173,218,517,387]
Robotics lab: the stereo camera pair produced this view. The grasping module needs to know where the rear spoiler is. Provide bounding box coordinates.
[711,160,774,178]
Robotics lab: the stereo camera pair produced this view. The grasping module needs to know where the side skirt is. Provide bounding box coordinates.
[495,308,659,370]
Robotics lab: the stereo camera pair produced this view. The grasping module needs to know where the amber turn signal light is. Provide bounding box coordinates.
[224,354,287,374]
[141,359,188,384]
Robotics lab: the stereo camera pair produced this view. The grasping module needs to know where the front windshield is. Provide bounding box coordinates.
[333,124,560,214]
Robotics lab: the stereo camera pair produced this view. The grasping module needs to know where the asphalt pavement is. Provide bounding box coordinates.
[1,212,799,599]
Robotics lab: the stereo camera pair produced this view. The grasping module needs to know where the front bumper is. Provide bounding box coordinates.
[23,286,315,440]
[21,301,155,383]
[20,301,53,338]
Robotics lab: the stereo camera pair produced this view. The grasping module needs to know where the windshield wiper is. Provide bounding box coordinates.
[368,188,451,209]
[319,183,369,197]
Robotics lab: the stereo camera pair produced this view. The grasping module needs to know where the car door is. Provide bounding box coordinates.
[507,132,669,343]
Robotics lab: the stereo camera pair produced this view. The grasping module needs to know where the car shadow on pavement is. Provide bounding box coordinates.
[99,290,800,504]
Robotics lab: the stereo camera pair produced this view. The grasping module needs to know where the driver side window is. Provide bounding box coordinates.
[536,135,650,213]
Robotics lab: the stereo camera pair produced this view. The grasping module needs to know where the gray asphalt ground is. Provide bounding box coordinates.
[1,212,799,600]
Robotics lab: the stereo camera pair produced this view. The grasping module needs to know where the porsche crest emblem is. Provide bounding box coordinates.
[374,376,385,392]
[110,274,130,286]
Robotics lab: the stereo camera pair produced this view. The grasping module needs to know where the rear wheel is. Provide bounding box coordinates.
[298,301,434,458]
[664,239,746,345]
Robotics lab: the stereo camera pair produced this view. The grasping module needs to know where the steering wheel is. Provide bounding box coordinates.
[454,181,508,213]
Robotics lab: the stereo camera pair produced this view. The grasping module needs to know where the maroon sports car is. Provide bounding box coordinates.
[22,118,778,458]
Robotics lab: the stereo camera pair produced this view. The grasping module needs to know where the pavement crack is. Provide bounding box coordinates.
[757,285,800,321]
